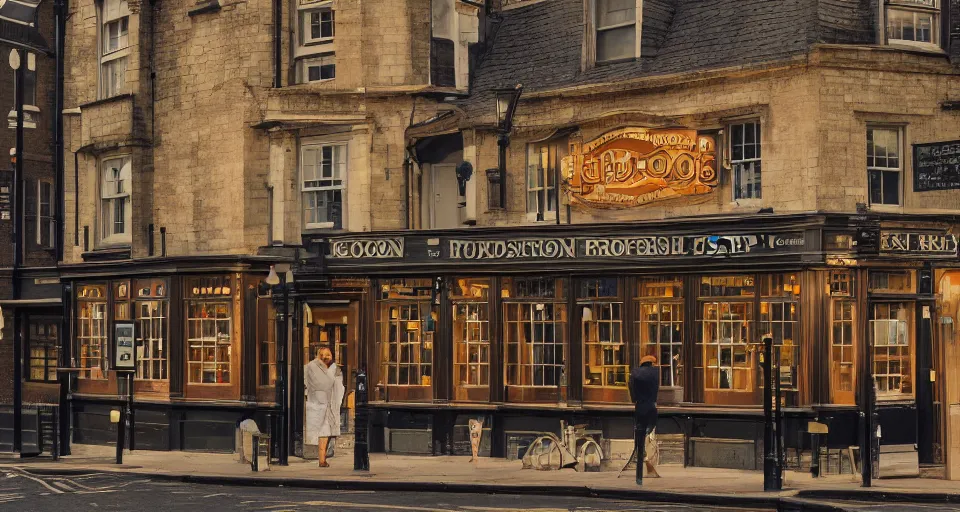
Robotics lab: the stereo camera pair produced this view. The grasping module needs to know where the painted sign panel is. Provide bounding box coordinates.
[880,231,959,257]
[561,128,718,208]
[329,238,404,259]
[445,233,805,261]
[913,140,960,191]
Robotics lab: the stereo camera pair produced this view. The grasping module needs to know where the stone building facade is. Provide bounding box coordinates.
[50,0,960,479]
[58,0,483,452]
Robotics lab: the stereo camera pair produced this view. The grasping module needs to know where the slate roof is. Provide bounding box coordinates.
[454,0,872,121]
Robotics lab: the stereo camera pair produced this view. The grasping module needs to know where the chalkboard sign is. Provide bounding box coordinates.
[913,140,960,191]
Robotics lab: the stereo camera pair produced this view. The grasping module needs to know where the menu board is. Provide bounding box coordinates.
[913,140,960,191]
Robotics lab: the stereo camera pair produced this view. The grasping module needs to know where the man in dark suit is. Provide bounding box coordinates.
[629,355,660,485]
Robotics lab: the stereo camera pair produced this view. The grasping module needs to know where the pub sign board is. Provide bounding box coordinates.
[880,231,959,258]
[913,140,960,191]
[325,233,808,264]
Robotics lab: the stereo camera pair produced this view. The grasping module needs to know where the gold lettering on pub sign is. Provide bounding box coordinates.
[330,238,404,259]
[880,232,958,255]
[561,128,718,209]
[449,239,576,260]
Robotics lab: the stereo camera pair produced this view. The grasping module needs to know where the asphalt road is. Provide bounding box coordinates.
[0,467,955,512]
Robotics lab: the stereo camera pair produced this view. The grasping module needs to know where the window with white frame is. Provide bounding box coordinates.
[595,0,639,63]
[100,0,130,98]
[730,121,761,200]
[302,5,334,44]
[525,141,565,221]
[100,155,132,245]
[301,142,346,229]
[885,0,940,47]
[298,54,335,83]
[867,127,902,206]
[295,0,335,84]
[37,179,54,248]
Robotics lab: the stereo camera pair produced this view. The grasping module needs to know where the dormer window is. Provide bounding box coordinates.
[595,0,640,63]
[884,0,940,49]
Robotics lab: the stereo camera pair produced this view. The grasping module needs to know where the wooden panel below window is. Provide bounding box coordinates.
[183,384,236,401]
[582,386,629,404]
[385,385,431,402]
[703,389,760,407]
[453,386,489,403]
[134,379,169,396]
[506,386,560,403]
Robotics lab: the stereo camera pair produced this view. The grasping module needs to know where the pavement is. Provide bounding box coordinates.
[1,445,960,511]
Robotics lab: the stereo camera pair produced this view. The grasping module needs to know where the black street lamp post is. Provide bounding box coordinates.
[263,265,291,466]
[492,85,522,209]
[762,335,782,491]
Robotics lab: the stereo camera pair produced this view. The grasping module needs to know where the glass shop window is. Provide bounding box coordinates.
[831,300,857,405]
[76,284,108,380]
[580,278,626,398]
[698,275,757,405]
[451,278,491,402]
[871,302,915,400]
[185,276,234,385]
[502,277,568,402]
[636,277,684,388]
[28,320,58,382]
[869,270,916,294]
[134,279,168,381]
[376,278,434,401]
[759,273,801,405]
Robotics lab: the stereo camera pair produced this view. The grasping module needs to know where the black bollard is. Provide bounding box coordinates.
[354,369,369,471]
[115,407,126,464]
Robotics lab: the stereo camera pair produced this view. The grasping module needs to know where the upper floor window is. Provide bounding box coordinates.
[595,0,639,63]
[525,140,566,221]
[295,0,335,84]
[730,121,761,200]
[100,0,130,98]
[36,179,54,248]
[99,155,132,245]
[885,0,940,48]
[301,141,346,230]
[867,127,902,206]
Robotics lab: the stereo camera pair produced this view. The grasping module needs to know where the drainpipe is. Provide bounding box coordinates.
[273,0,281,87]
[55,0,70,457]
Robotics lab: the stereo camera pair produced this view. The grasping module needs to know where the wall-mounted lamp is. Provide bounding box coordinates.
[492,84,523,210]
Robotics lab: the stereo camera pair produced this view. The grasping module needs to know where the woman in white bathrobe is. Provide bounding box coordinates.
[305,346,345,467]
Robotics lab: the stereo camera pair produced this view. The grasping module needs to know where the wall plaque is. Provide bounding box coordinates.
[561,128,718,208]
[0,171,12,221]
[913,140,960,191]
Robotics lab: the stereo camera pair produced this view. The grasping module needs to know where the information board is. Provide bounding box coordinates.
[114,323,135,371]
[913,140,960,191]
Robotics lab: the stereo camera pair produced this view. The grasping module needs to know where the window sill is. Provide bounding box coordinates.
[885,41,945,55]
[525,211,557,223]
[731,198,764,206]
[79,93,134,110]
[868,203,903,213]
[302,225,346,236]
[81,247,131,262]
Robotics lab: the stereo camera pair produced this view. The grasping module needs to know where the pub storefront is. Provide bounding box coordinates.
[61,256,287,452]
[300,213,960,472]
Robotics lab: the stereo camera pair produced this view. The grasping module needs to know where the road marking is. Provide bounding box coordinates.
[299,500,457,511]
[52,481,75,491]
[204,493,230,498]
[5,470,65,494]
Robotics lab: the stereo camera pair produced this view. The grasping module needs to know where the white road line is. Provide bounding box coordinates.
[52,481,75,491]
[300,500,458,512]
[7,471,65,494]
[203,493,230,498]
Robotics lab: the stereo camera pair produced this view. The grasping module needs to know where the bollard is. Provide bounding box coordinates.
[354,369,369,471]
[111,408,125,464]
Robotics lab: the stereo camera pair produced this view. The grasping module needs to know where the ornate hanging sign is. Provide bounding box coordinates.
[561,128,718,208]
